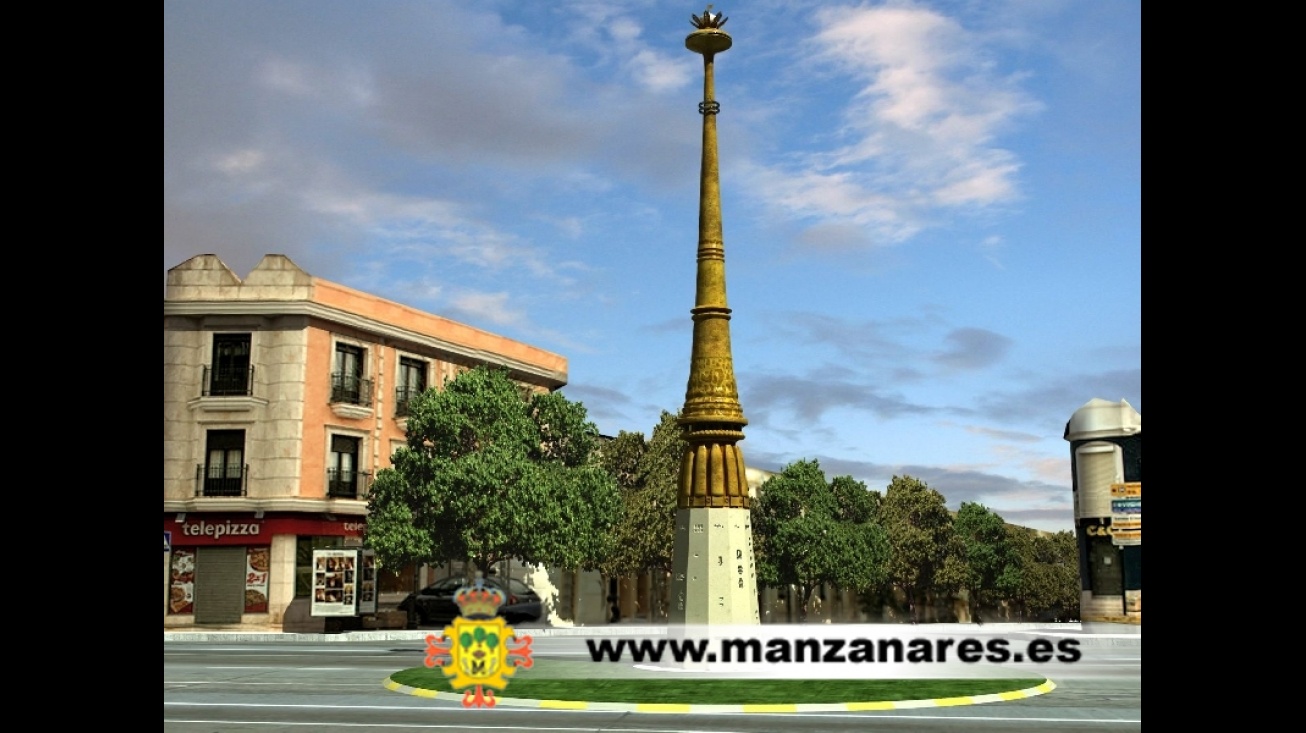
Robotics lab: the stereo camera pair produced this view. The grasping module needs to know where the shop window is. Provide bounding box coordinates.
[206,333,252,396]
[396,357,428,416]
[202,429,247,497]
[295,536,343,598]
[330,343,371,406]
[379,562,417,595]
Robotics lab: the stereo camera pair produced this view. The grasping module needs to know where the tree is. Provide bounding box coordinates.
[1009,528,1080,620]
[876,475,961,623]
[365,365,621,577]
[952,502,1020,620]
[596,411,683,581]
[751,459,889,622]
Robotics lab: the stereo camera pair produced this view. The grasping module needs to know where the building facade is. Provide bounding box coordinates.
[164,254,567,631]
[1065,398,1141,624]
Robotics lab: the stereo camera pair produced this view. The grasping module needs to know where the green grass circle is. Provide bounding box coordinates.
[388,667,1049,706]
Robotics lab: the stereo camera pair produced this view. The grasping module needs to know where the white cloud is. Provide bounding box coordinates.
[628,49,693,93]
[212,149,266,176]
[739,2,1043,251]
[255,58,316,96]
[607,16,642,43]
[449,291,525,328]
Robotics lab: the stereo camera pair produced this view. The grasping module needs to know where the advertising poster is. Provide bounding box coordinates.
[311,549,359,617]
[358,549,378,615]
[169,549,196,615]
[244,547,271,612]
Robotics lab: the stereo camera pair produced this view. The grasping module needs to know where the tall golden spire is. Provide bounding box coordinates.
[670,7,759,626]
[678,5,748,511]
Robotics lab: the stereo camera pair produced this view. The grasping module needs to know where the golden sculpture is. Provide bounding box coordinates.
[678,8,748,510]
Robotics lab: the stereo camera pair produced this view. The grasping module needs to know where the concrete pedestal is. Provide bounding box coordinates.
[669,506,759,625]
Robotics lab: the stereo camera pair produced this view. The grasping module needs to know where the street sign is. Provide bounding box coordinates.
[1109,483,1141,546]
[1110,482,1141,497]
[1111,498,1141,514]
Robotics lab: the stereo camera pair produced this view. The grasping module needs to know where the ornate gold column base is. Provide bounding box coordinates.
[678,427,750,509]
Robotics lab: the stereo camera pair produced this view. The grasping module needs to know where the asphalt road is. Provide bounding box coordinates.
[163,631,1140,732]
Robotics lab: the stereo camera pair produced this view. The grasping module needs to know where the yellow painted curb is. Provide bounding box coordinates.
[381,677,1057,714]
[539,699,588,710]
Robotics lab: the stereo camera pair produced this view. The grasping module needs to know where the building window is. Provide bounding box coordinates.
[200,429,246,497]
[396,357,428,417]
[205,333,252,396]
[330,343,371,406]
[1074,443,1122,518]
[328,435,367,498]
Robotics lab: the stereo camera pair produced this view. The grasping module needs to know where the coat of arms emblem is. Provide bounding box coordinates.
[423,577,534,707]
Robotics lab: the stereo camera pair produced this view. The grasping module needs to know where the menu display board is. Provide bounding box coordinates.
[357,549,378,615]
[311,549,359,617]
[169,549,196,614]
[244,547,271,612]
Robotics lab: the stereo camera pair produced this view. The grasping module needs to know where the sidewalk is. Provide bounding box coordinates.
[164,620,1139,644]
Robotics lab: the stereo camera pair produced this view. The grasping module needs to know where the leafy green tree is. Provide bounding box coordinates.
[752,460,889,622]
[876,475,961,622]
[596,430,645,493]
[1009,528,1080,620]
[596,411,683,580]
[952,502,1021,620]
[365,365,621,577]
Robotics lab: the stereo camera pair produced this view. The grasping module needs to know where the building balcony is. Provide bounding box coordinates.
[330,373,373,407]
[202,365,255,397]
[327,469,372,499]
[195,464,249,497]
[395,386,423,417]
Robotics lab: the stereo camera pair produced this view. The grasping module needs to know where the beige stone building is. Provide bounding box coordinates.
[163,254,567,631]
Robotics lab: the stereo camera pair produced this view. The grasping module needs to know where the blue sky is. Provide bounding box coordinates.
[164,1,1141,533]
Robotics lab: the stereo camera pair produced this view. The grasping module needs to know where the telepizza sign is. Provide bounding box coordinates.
[163,513,366,546]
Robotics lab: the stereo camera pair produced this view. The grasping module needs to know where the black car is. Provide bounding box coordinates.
[398,576,543,625]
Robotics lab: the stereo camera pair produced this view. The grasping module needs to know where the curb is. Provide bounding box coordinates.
[380,677,1057,714]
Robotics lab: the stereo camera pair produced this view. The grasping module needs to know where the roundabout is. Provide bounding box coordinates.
[381,672,1057,714]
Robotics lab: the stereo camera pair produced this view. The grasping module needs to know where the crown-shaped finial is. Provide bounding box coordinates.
[691,5,727,30]
[454,579,506,619]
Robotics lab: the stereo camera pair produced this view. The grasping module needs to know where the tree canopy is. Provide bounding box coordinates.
[595,410,684,579]
[876,474,963,622]
[364,365,621,576]
[952,502,1021,617]
[751,459,888,621]
[1008,528,1080,620]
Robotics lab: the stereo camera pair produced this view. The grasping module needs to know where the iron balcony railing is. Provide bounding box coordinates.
[195,463,249,497]
[203,365,255,397]
[394,385,424,417]
[327,468,372,499]
[330,372,373,407]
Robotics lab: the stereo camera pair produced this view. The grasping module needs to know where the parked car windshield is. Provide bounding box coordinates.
[419,576,533,595]
[504,578,533,595]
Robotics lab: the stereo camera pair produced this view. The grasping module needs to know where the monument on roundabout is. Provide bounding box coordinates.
[669,6,760,627]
